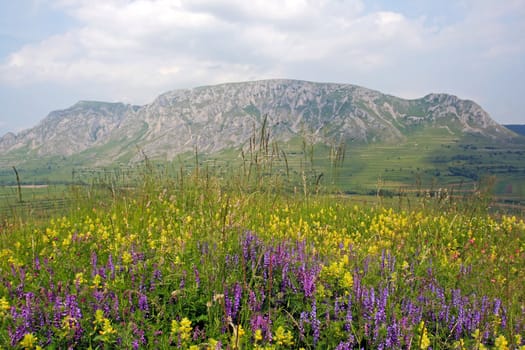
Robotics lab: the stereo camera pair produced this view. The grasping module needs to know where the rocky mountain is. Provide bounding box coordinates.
[0,79,517,166]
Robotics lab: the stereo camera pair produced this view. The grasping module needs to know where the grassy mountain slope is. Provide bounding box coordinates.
[0,80,523,198]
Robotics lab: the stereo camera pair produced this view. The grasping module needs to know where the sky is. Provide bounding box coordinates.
[0,0,524,136]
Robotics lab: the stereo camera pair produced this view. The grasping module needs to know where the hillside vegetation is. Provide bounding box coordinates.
[0,164,524,349]
[1,80,522,198]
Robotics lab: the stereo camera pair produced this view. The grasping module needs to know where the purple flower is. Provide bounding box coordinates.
[335,341,352,350]
[138,293,149,313]
[334,299,341,318]
[374,288,388,341]
[224,287,233,321]
[250,314,272,341]
[232,283,242,320]
[34,256,41,272]
[493,298,501,316]
[112,293,120,320]
[179,270,187,290]
[311,300,321,345]
[107,254,115,280]
[193,264,201,289]
[299,311,308,340]
[153,266,162,281]
[248,290,259,312]
[91,251,98,277]
[345,294,353,332]
[386,320,400,348]
[298,263,319,298]
[242,231,261,270]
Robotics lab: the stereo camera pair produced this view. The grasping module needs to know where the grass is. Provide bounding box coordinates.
[0,159,524,349]
[1,125,524,201]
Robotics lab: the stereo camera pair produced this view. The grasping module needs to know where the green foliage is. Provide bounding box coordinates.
[0,164,524,349]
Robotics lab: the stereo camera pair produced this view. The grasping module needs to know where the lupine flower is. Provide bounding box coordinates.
[386,320,400,348]
[224,288,233,320]
[193,264,201,289]
[107,254,115,280]
[310,300,321,345]
[91,252,98,277]
[345,294,353,333]
[374,287,389,341]
[250,314,272,342]
[34,256,41,272]
[138,293,149,313]
[335,341,352,350]
[179,270,187,290]
[232,283,242,319]
[248,290,259,312]
[298,263,319,298]
[299,311,308,340]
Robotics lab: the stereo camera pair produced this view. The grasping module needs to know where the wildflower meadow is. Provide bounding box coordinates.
[0,168,524,349]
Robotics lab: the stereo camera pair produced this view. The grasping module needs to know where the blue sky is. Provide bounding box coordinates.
[1,0,524,136]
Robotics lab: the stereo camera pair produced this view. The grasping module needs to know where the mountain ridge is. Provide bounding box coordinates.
[0,79,517,167]
[504,124,525,136]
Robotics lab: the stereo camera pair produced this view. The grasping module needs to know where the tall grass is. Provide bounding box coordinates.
[0,160,524,349]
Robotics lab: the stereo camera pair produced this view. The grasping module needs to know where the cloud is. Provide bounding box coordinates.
[0,1,426,93]
[0,0,524,118]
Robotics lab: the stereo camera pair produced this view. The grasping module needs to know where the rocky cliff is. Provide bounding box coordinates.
[0,79,516,165]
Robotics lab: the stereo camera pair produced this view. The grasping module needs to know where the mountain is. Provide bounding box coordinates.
[0,79,516,168]
[504,125,525,137]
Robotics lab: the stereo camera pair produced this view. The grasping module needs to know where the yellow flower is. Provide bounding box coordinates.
[93,309,117,343]
[92,274,102,288]
[206,338,219,350]
[94,309,105,325]
[122,251,132,265]
[418,321,431,349]
[0,297,9,313]
[19,333,38,349]
[59,315,78,339]
[74,272,85,285]
[341,271,353,290]
[516,335,523,348]
[230,323,245,348]
[274,326,294,347]
[452,339,466,350]
[495,335,509,350]
[171,317,193,343]
[254,329,263,342]
[100,318,117,337]
[180,317,193,341]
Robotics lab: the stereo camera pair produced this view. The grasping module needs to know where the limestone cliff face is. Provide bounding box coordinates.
[0,101,138,157]
[0,79,516,164]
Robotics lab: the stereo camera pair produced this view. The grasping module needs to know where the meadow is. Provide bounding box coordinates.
[0,164,524,349]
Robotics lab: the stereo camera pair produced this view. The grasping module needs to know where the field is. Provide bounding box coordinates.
[1,127,524,201]
[0,163,524,349]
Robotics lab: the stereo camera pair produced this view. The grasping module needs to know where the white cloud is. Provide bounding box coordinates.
[0,0,524,124]
[1,0,423,89]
